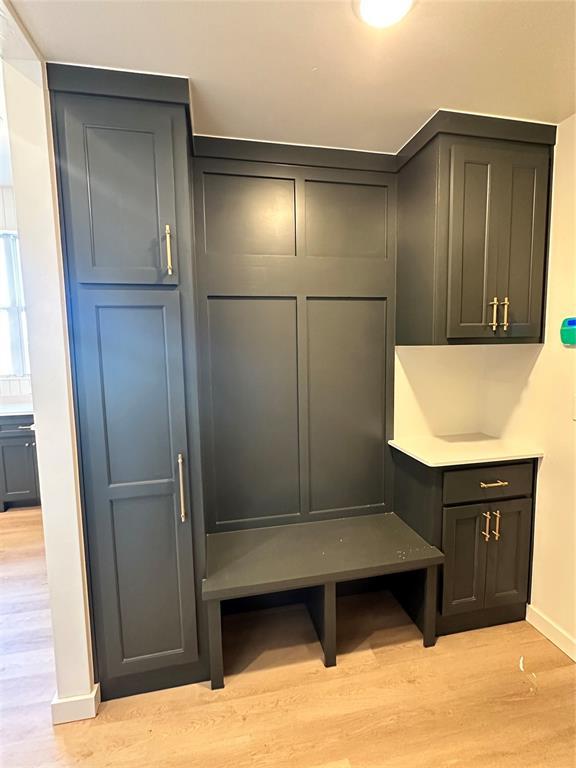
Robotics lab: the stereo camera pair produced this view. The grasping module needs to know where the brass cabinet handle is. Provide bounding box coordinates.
[177,452,186,523]
[482,510,491,542]
[489,297,499,332]
[17,425,33,430]
[165,224,174,276]
[492,509,501,541]
[500,296,510,331]
[480,480,509,489]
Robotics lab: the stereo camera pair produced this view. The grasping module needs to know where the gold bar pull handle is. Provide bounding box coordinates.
[482,510,491,542]
[492,510,501,541]
[480,480,509,489]
[165,224,174,276]
[500,296,510,331]
[177,452,186,523]
[488,297,499,332]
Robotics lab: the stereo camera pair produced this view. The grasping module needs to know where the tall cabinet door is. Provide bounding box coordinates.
[55,93,181,284]
[446,144,503,340]
[484,499,532,608]
[75,289,198,681]
[497,146,550,340]
[441,503,489,615]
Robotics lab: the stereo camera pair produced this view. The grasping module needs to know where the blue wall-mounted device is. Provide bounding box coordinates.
[560,317,576,346]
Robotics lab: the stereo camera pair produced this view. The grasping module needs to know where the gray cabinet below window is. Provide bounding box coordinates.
[0,416,40,511]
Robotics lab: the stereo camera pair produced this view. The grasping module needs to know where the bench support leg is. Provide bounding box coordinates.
[207,599,224,690]
[423,565,438,648]
[307,582,337,668]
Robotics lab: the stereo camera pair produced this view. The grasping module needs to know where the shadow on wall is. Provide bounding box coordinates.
[395,344,543,438]
[481,345,543,438]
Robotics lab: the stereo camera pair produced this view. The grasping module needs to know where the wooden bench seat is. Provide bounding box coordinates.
[202,512,444,689]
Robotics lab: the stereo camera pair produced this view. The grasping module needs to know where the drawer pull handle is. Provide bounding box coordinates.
[492,510,501,541]
[482,511,491,542]
[17,425,33,430]
[177,452,186,523]
[500,297,510,332]
[480,480,509,489]
[165,224,174,276]
[489,297,499,332]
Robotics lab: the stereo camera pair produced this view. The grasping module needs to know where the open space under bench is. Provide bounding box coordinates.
[202,513,444,688]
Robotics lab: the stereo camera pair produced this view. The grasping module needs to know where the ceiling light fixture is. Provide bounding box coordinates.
[355,0,414,28]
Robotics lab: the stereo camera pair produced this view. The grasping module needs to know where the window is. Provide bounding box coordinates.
[0,233,29,377]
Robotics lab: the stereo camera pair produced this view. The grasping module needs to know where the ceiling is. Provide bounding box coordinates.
[12,0,576,153]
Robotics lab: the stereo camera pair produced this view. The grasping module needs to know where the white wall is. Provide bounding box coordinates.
[511,115,575,659]
[1,14,100,722]
[395,113,576,660]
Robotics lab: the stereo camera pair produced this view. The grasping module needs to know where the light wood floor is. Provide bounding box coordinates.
[0,507,574,768]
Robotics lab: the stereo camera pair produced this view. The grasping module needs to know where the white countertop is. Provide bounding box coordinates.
[389,433,544,467]
[0,401,34,417]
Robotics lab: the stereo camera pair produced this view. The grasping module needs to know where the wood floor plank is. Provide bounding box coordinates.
[0,506,574,768]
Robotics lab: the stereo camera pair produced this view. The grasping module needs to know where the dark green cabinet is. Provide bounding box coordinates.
[54,93,183,285]
[484,499,532,608]
[398,135,551,344]
[442,499,532,615]
[51,70,207,700]
[441,503,488,615]
[393,451,536,634]
[74,288,198,681]
[0,433,39,510]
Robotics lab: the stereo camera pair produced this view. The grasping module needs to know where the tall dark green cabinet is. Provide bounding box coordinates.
[50,67,208,698]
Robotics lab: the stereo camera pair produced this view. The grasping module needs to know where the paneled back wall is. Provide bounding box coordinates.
[193,159,396,532]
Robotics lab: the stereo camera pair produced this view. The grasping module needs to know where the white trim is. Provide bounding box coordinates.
[51,684,101,726]
[526,605,576,662]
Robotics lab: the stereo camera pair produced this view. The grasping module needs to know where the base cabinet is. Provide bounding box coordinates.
[393,450,536,634]
[0,416,40,511]
[442,499,532,616]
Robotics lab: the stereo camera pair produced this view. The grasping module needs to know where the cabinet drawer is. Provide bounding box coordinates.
[0,416,34,438]
[443,463,533,505]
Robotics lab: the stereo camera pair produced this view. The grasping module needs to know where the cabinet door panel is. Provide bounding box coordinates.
[307,298,387,514]
[0,438,39,506]
[498,147,549,339]
[75,289,198,679]
[447,145,503,339]
[442,503,488,615]
[56,94,180,284]
[485,499,532,608]
[205,296,300,525]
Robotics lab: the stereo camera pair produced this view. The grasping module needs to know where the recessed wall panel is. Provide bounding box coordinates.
[98,305,172,484]
[208,297,300,523]
[305,181,388,258]
[307,298,386,513]
[112,495,183,660]
[507,166,536,322]
[203,174,296,256]
[86,127,160,269]
[460,162,490,324]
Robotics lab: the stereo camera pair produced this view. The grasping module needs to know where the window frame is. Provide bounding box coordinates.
[0,232,29,378]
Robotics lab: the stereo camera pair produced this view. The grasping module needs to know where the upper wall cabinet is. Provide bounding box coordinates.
[397,135,552,345]
[53,94,186,284]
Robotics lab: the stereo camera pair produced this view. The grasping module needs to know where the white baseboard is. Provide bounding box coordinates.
[51,683,101,725]
[526,605,576,662]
